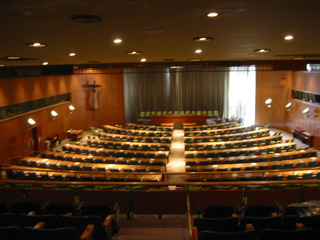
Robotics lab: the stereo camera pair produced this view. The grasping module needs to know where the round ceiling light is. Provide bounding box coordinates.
[71,15,102,23]
[255,49,271,53]
[193,37,213,42]
[127,51,141,55]
[28,42,47,47]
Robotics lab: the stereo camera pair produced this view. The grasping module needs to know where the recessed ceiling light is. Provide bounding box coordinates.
[69,53,76,56]
[5,56,21,60]
[71,15,102,23]
[28,42,47,47]
[193,37,213,42]
[43,62,48,65]
[114,39,122,43]
[284,35,294,40]
[255,49,271,53]
[127,51,141,55]
[189,58,201,61]
[195,49,202,53]
[140,58,147,62]
[207,12,218,17]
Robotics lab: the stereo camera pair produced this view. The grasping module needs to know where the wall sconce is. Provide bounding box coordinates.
[50,110,58,120]
[27,118,36,129]
[69,105,75,114]
[302,107,309,117]
[285,102,292,111]
[265,98,272,108]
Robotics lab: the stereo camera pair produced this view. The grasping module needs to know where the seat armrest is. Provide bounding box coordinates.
[271,212,278,216]
[296,223,305,230]
[192,226,198,240]
[66,212,73,216]
[28,211,36,215]
[103,214,113,226]
[235,202,242,215]
[34,222,45,229]
[231,213,238,218]
[81,224,95,240]
[275,201,284,214]
[246,224,254,230]
[195,204,202,217]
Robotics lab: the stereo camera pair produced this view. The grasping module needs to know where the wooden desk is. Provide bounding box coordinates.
[69,130,84,140]
[151,114,207,123]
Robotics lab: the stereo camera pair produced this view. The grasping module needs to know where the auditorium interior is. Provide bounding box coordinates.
[1,1,320,240]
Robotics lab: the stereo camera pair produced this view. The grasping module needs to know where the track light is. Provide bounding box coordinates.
[51,110,58,120]
[302,108,309,117]
[265,98,272,108]
[27,118,36,129]
[285,102,292,111]
[69,105,75,114]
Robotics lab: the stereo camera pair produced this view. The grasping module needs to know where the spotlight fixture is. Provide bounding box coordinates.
[69,53,76,56]
[193,37,213,42]
[265,98,272,108]
[28,42,47,47]
[51,110,58,120]
[27,118,36,129]
[195,49,202,53]
[43,62,48,65]
[127,51,141,55]
[69,105,75,114]
[285,102,292,111]
[302,107,310,117]
[255,49,271,53]
[140,58,147,62]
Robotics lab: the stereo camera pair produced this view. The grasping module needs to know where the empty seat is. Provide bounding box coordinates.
[243,204,279,217]
[257,228,314,240]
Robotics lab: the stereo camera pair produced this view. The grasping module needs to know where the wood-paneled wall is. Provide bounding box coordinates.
[256,70,320,149]
[255,71,293,130]
[0,73,125,164]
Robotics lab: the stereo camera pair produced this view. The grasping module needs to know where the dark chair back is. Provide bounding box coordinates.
[257,228,314,240]
[80,204,112,219]
[194,217,239,233]
[60,215,111,240]
[0,226,26,240]
[244,204,277,217]
[240,216,283,231]
[20,213,61,229]
[10,201,41,215]
[0,213,20,227]
[43,202,75,215]
[203,205,234,218]
[24,226,81,240]
[199,229,257,240]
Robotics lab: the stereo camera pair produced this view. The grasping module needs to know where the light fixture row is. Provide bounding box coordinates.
[27,105,75,128]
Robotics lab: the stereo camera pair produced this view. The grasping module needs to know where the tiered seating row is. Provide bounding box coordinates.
[62,144,169,159]
[186,148,318,166]
[98,132,172,143]
[185,135,281,150]
[88,138,171,151]
[41,151,167,166]
[102,125,172,137]
[184,129,270,143]
[185,142,296,158]
[184,124,258,134]
[125,123,173,131]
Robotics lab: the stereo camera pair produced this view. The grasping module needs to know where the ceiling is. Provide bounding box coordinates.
[1,0,320,67]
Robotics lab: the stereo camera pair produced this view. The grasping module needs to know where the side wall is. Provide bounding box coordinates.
[0,73,125,164]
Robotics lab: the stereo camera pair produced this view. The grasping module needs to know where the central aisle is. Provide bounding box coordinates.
[166,129,186,182]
